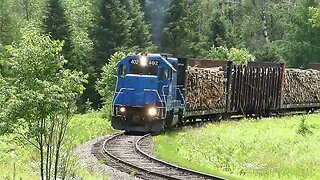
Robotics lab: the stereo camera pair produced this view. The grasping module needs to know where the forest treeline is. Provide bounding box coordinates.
[1,0,320,108]
[1,1,320,178]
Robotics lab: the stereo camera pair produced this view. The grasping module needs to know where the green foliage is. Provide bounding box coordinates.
[126,0,153,51]
[0,135,38,179]
[283,0,320,67]
[61,0,96,111]
[93,0,152,71]
[254,42,284,63]
[65,112,117,148]
[209,13,227,47]
[0,28,87,179]
[297,116,313,137]
[207,46,229,60]
[155,113,320,180]
[90,0,153,108]
[162,0,210,57]
[310,7,320,28]
[208,46,255,64]
[0,112,116,179]
[43,0,73,70]
[0,44,9,76]
[95,51,127,118]
[0,0,20,45]
[62,0,94,73]
[162,0,186,56]
[0,0,47,44]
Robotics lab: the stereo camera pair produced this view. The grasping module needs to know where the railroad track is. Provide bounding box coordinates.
[92,133,225,180]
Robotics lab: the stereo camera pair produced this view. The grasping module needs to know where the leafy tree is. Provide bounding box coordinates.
[208,46,255,64]
[62,0,96,111]
[283,0,320,67]
[310,7,320,27]
[209,13,227,47]
[207,45,229,60]
[0,28,86,179]
[0,44,6,74]
[95,51,127,118]
[20,0,46,23]
[254,42,284,63]
[0,0,19,44]
[62,0,94,73]
[228,47,255,64]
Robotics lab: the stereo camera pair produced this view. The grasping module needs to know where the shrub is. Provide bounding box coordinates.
[95,51,127,118]
[208,46,255,64]
[297,116,313,136]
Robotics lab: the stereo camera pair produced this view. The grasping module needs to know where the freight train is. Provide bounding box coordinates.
[112,53,320,132]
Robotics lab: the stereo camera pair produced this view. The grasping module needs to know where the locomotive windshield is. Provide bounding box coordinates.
[128,59,159,76]
[130,64,158,75]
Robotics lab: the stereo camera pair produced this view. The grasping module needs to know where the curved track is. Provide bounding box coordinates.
[92,133,225,180]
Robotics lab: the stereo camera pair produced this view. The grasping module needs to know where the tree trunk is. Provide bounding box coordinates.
[262,2,270,43]
[39,118,45,180]
[24,0,30,21]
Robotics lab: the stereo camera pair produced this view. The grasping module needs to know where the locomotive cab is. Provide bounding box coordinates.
[112,53,183,132]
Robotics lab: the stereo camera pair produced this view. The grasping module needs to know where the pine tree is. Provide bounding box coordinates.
[162,0,188,56]
[126,0,152,51]
[162,0,209,57]
[43,0,73,69]
[93,0,131,71]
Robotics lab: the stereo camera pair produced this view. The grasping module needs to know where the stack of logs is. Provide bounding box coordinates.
[284,69,320,104]
[185,67,226,111]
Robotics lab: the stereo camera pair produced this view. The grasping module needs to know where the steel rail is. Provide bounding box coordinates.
[102,133,181,180]
[135,134,225,180]
[101,133,226,180]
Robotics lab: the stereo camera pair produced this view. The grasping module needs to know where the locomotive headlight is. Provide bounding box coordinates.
[119,107,126,113]
[140,55,148,66]
[148,107,157,117]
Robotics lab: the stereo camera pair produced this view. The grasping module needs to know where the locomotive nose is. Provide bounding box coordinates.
[124,75,158,106]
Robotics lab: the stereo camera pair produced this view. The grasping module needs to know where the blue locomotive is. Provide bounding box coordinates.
[112,53,186,132]
[112,53,320,133]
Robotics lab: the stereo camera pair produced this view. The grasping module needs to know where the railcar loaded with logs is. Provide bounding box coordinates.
[112,53,320,132]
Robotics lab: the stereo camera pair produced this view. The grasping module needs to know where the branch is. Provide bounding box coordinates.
[16,131,40,150]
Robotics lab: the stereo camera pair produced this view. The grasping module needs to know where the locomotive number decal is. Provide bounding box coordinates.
[129,59,159,66]
[130,59,139,65]
[147,60,159,66]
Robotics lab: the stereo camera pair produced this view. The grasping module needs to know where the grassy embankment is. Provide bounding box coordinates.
[154,113,320,180]
[0,111,116,179]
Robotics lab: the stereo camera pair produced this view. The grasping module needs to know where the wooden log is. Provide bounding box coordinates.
[284,69,320,105]
[185,67,227,111]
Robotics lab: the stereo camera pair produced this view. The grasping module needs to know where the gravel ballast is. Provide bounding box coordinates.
[73,135,140,180]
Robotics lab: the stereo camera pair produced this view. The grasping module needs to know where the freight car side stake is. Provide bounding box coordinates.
[92,133,225,180]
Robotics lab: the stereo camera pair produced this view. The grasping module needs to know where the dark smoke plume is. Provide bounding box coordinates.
[143,0,171,50]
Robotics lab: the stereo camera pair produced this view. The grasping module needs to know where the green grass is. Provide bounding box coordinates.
[154,113,320,180]
[0,111,116,179]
